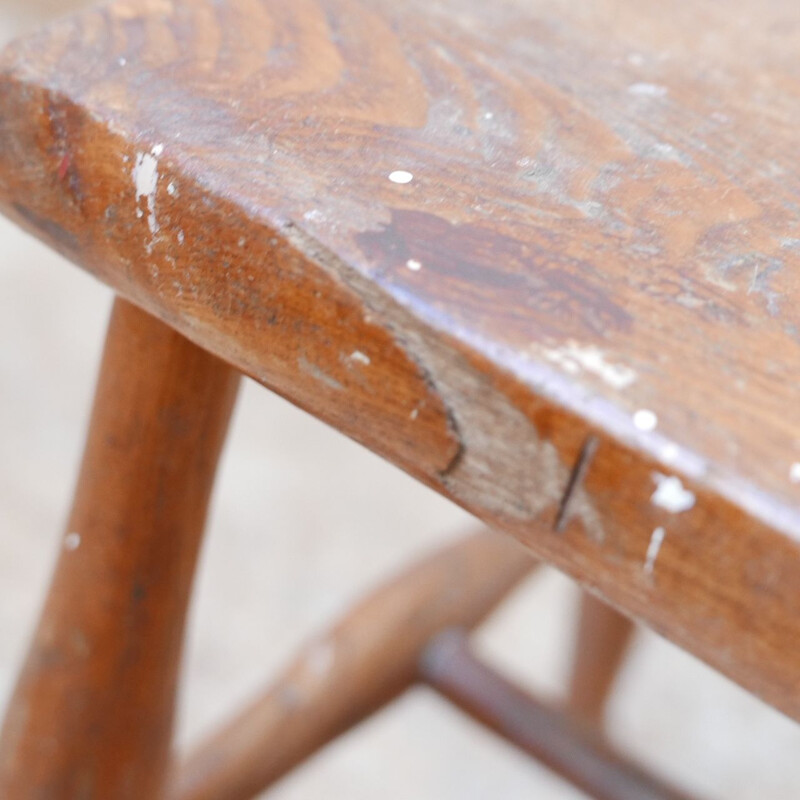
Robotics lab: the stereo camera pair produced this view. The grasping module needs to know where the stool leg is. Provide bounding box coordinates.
[171,530,535,800]
[0,298,239,799]
[568,593,635,725]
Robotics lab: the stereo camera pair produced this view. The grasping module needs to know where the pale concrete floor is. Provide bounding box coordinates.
[2,6,800,799]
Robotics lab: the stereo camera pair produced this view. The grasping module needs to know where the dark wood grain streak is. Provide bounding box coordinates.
[1,0,800,719]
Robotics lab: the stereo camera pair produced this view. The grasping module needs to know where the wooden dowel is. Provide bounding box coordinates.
[171,530,535,800]
[568,593,635,724]
[0,298,240,799]
[421,630,698,800]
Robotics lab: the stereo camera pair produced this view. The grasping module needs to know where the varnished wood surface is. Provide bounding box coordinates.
[0,299,239,798]
[1,0,800,718]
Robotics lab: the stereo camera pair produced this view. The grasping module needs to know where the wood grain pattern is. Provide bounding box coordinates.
[1,0,800,718]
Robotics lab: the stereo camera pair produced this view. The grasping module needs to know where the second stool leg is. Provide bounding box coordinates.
[0,298,239,799]
[568,593,635,724]
[171,529,535,800]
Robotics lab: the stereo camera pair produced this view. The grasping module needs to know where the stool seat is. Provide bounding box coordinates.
[1,0,800,721]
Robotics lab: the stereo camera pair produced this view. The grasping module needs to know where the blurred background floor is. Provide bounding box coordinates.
[3,5,800,799]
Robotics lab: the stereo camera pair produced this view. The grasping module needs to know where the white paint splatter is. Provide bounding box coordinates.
[64,532,81,551]
[410,407,419,420]
[790,463,800,484]
[652,142,678,160]
[304,639,335,678]
[133,145,163,238]
[389,170,414,184]
[633,409,657,432]
[177,230,185,245]
[349,350,371,365]
[167,181,177,196]
[484,111,494,120]
[297,356,343,392]
[628,82,668,98]
[651,473,695,513]
[644,526,666,574]
[543,343,637,389]
[118,57,127,67]
[406,259,422,272]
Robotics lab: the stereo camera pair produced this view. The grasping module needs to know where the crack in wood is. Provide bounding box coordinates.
[554,435,599,533]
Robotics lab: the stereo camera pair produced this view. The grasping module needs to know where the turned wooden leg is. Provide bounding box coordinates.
[171,530,535,800]
[568,593,635,725]
[0,298,239,799]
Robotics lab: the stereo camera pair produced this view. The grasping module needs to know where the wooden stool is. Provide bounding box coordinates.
[1,0,798,797]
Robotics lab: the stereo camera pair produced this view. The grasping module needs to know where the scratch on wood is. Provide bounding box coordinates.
[555,435,599,532]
